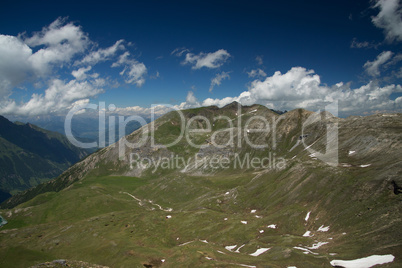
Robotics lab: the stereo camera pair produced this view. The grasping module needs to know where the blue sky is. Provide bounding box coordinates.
[0,0,401,117]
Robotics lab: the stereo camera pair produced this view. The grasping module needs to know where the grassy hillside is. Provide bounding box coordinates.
[0,168,400,267]
[0,104,401,267]
[0,116,89,198]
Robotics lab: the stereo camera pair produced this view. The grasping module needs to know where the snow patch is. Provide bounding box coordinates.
[225,245,237,252]
[161,259,165,263]
[255,215,262,219]
[149,200,173,212]
[224,218,228,221]
[287,266,297,268]
[317,225,329,232]
[166,215,172,219]
[307,242,328,249]
[250,209,257,213]
[303,231,313,237]
[200,239,208,243]
[293,247,318,255]
[359,164,371,168]
[305,211,311,222]
[179,241,194,246]
[348,150,355,155]
[267,224,277,229]
[259,230,264,233]
[249,248,271,256]
[205,257,212,260]
[235,264,256,268]
[330,254,395,268]
[225,191,230,195]
[241,221,248,224]
[217,250,226,254]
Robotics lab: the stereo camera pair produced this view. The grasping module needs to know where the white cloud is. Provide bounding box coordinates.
[112,52,147,87]
[25,17,89,76]
[385,53,402,67]
[79,39,125,66]
[247,68,267,78]
[186,91,199,105]
[174,91,201,110]
[372,0,402,42]
[363,51,394,76]
[0,18,149,116]
[202,91,252,107]
[248,67,325,101]
[0,35,32,99]
[183,49,231,69]
[0,18,90,98]
[0,79,103,116]
[71,66,92,80]
[209,71,230,92]
[124,62,147,87]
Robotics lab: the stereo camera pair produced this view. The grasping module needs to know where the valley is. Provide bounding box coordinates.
[0,103,401,267]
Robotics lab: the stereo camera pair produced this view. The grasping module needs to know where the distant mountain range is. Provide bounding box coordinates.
[0,115,89,201]
[5,114,149,147]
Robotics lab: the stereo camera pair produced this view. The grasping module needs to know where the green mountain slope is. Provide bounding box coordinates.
[0,116,89,198]
[0,104,401,267]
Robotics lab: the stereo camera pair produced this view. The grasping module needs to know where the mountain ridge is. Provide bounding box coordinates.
[0,104,401,267]
[0,115,89,200]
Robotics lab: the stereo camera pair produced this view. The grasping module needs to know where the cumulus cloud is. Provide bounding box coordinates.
[0,79,103,116]
[0,18,148,116]
[363,51,394,76]
[372,0,402,42]
[173,91,201,110]
[209,71,230,92]
[0,18,90,99]
[177,67,402,116]
[71,66,92,80]
[247,68,267,78]
[112,52,147,87]
[202,91,253,107]
[25,17,89,76]
[182,49,231,69]
[186,91,199,105]
[0,35,33,99]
